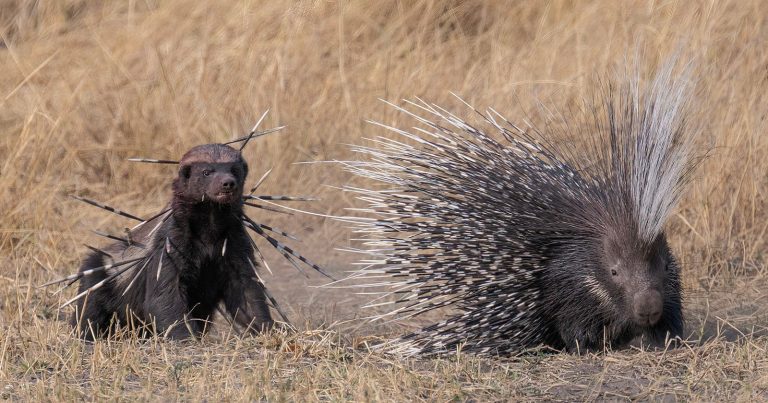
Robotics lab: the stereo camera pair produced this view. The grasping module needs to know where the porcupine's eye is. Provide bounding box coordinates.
[611,268,618,276]
[202,169,212,177]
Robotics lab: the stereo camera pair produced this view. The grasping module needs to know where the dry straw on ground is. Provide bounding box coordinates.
[1,0,767,401]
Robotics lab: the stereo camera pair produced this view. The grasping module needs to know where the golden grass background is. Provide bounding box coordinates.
[1,0,767,400]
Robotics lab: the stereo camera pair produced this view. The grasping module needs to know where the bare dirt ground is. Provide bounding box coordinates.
[1,1,768,401]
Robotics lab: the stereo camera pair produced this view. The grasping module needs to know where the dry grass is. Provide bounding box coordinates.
[1,0,768,400]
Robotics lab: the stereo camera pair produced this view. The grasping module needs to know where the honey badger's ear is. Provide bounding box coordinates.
[242,161,249,178]
[180,164,192,179]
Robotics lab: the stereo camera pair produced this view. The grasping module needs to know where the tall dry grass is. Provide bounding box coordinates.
[1,0,767,400]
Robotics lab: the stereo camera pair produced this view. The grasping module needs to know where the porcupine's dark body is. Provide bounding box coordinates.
[343,61,695,355]
[72,144,272,340]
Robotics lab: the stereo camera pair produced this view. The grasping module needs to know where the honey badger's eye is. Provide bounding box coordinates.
[202,169,212,177]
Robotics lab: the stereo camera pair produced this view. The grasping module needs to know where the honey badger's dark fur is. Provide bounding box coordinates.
[72,144,272,339]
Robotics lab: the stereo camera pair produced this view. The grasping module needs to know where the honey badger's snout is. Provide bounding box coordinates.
[632,289,663,326]
[211,171,240,203]
[221,176,236,191]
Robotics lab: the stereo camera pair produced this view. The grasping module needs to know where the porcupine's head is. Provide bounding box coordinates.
[172,144,249,206]
[574,61,692,338]
[594,229,681,333]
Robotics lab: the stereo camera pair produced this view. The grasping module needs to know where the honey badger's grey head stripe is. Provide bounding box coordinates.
[179,144,244,166]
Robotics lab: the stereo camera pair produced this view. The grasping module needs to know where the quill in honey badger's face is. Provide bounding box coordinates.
[173,144,249,205]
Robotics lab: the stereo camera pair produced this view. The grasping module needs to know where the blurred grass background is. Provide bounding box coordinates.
[1,0,767,400]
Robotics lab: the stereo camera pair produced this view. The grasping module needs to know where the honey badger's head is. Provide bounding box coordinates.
[173,144,248,205]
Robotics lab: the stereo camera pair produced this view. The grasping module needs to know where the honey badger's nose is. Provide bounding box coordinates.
[222,178,236,190]
[633,290,663,326]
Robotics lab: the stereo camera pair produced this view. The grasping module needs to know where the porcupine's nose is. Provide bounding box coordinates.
[632,290,663,326]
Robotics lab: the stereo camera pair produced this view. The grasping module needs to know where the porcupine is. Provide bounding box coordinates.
[340,61,697,355]
[44,120,332,340]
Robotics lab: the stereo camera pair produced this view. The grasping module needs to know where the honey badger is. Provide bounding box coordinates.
[55,141,329,340]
